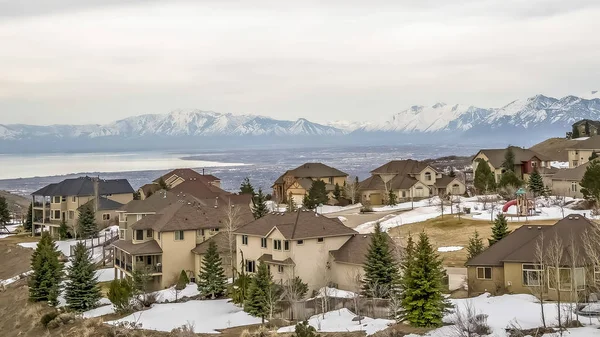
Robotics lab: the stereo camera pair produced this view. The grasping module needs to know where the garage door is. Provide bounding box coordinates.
[292,194,305,206]
[369,193,382,205]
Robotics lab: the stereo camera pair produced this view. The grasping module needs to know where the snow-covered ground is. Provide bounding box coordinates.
[550,161,569,169]
[437,246,463,252]
[0,270,33,287]
[356,205,448,233]
[108,299,262,333]
[318,204,362,214]
[96,268,115,283]
[372,199,431,212]
[314,287,356,299]
[278,308,394,336]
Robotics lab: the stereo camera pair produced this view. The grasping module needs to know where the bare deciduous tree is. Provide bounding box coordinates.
[345,269,363,324]
[345,176,360,205]
[450,301,491,337]
[221,198,242,282]
[546,233,565,333]
[530,233,547,328]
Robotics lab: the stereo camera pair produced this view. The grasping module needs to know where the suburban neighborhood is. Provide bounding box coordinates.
[4,119,600,337]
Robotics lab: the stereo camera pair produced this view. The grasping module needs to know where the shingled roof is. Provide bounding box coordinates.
[370,159,435,175]
[32,176,134,196]
[331,233,397,265]
[79,197,124,211]
[551,161,591,181]
[154,168,220,184]
[359,175,420,191]
[568,135,600,150]
[112,239,162,255]
[192,232,233,255]
[475,147,550,168]
[274,163,348,185]
[234,209,357,240]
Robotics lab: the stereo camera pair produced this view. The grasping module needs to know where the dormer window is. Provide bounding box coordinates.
[425,172,432,181]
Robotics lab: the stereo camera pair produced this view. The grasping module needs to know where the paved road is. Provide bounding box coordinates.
[324,208,406,229]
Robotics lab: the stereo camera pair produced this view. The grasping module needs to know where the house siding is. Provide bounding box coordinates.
[158,230,196,288]
[467,266,505,296]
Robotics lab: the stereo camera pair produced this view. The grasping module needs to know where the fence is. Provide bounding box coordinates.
[69,230,118,267]
[274,296,391,321]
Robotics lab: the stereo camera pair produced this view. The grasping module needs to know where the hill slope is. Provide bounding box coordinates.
[529,137,581,162]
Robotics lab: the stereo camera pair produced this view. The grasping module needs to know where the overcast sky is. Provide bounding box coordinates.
[1,0,599,126]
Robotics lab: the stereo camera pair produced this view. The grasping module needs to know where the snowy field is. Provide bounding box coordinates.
[278,309,394,336]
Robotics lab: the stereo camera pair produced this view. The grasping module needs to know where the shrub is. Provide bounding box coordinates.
[292,321,319,337]
[40,311,59,327]
[107,279,133,313]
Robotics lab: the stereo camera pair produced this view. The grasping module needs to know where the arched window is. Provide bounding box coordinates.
[425,172,432,181]
[452,184,460,195]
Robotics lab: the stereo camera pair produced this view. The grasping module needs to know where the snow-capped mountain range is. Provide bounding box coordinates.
[1,91,599,151]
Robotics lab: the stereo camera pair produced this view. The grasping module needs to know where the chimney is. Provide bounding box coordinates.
[93,176,99,213]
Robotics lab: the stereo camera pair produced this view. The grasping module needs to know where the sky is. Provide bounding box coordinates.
[1,0,600,126]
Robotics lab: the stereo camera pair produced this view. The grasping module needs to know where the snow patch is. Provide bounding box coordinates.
[437,246,463,252]
[278,308,393,336]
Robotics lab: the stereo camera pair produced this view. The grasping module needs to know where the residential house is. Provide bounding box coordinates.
[31,176,134,237]
[571,119,600,138]
[272,163,348,205]
[551,161,592,198]
[566,135,600,168]
[466,215,595,301]
[472,147,551,184]
[113,191,253,290]
[359,159,465,205]
[234,209,396,293]
[137,168,221,199]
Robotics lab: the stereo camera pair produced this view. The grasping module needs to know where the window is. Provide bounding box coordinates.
[274,240,282,251]
[68,211,75,219]
[135,230,144,241]
[297,240,304,245]
[61,196,66,202]
[53,196,60,203]
[548,267,580,291]
[415,187,424,197]
[261,238,268,248]
[146,229,153,238]
[317,237,324,243]
[402,191,406,198]
[452,184,460,195]
[573,160,579,167]
[476,267,492,280]
[284,241,290,251]
[102,213,110,221]
[595,266,600,285]
[522,264,543,286]
[328,177,333,184]
[531,161,537,167]
[174,231,184,241]
[53,210,60,219]
[211,228,220,232]
[242,235,248,245]
[571,182,578,192]
[425,172,432,181]
[71,196,76,202]
[246,260,256,273]
[119,229,126,240]
[158,232,161,239]
[575,268,586,290]
[278,265,284,274]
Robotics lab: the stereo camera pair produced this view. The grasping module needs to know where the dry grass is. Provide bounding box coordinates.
[388,215,557,266]
[0,235,35,280]
[530,137,579,162]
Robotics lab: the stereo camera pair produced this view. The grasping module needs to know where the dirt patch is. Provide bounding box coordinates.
[530,137,580,162]
[0,235,35,280]
[388,216,557,266]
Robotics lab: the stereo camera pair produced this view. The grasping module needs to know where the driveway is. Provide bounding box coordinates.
[445,267,467,291]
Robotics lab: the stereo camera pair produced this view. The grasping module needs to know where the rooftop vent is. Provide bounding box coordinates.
[575,216,580,220]
[527,226,532,229]
[568,216,573,220]
[537,226,542,229]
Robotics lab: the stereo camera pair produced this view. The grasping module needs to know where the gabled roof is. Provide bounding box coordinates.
[331,233,396,265]
[119,190,181,213]
[475,147,550,168]
[191,232,233,255]
[370,159,436,175]
[112,239,162,255]
[359,174,420,191]
[258,254,295,265]
[170,179,242,202]
[573,119,600,127]
[79,197,124,212]
[434,175,461,189]
[551,161,591,181]
[139,183,161,197]
[154,168,220,184]
[274,163,348,185]
[234,209,357,240]
[466,214,595,267]
[568,135,600,150]
[32,176,134,197]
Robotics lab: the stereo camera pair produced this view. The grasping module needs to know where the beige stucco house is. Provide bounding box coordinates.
[550,160,595,198]
[466,215,595,301]
[113,191,253,290]
[571,119,600,139]
[272,163,348,205]
[566,136,600,168]
[359,160,466,205]
[138,168,222,199]
[234,209,396,293]
[31,176,134,237]
[472,147,552,184]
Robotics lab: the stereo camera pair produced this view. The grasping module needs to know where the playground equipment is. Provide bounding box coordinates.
[502,188,535,216]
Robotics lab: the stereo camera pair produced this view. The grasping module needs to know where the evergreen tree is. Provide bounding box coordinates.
[401,232,448,327]
[252,188,269,219]
[581,160,600,202]
[107,279,133,313]
[287,192,297,212]
[158,177,169,190]
[198,240,227,299]
[527,168,545,197]
[498,170,523,189]
[78,203,98,239]
[176,270,190,290]
[24,202,33,232]
[333,183,342,200]
[58,218,69,240]
[362,223,399,298]
[473,159,496,193]
[29,232,64,306]
[240,177,255,195]
[133,191,141,200]
[387,190,397,206]
[0,196,9,226]
[572,125,580,139]
[244,263,272,323]
[488,214,511,246]
[466,231,485,261]
[502,146,515,171]
[448,167,456,178]
[64,242,101,311]
[304,180,328,209]
[590,152,599,161]
[394,234,415,322]
[292,321,320,337]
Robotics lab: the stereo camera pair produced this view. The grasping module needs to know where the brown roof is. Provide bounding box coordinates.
[139,183,161,197]
[466,215,596,267]
[551,162,591,181]
[476,147,550,168]
[119,190,182,213]
[170,179,231,201]
[370,159,435,175]
[234,209,357,240]
[154,168,220,184]
[112,239,163,255]
[359,174,419,191]
[258,254,295,265]
[331,233,396,265]
[191,232,233,255]
[274,163,348,185]
[433,175,461,189]
[569,135,600,150]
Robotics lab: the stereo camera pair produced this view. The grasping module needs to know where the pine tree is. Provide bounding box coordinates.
[333,183,341,200]
[499,170,523,189]
[581,160,600,202]
[292,321,320,337]
[474,159,496,193]
[64,242,101,311]
[0,196,9,226]
[24,202,33,232]
[176,270,190,290]
[527,168,545,197]
[304,180,328,209]
[244,263,272,323]
[387,190,397,206]
[287,192,297,212]
[394,234,415,322]
[502,146,515,171]
[362,223,399,298]
[448,167,456,177]
[29,232,64,306]
[240,177,255,195]
[198,240,227,299]
[401,232,448,327]
[58,218,69,240]
[78,203,98,239]
[466,231,485,261]
[590,152,599,161]
[489,214,511,246]
[107,279,133,313]
[158,177,169,190]
[252,188,269,219]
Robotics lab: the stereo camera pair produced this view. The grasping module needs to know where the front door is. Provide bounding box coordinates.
[62,212,66,221]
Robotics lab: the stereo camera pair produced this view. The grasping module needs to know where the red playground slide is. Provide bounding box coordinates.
[502,200,517,213]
